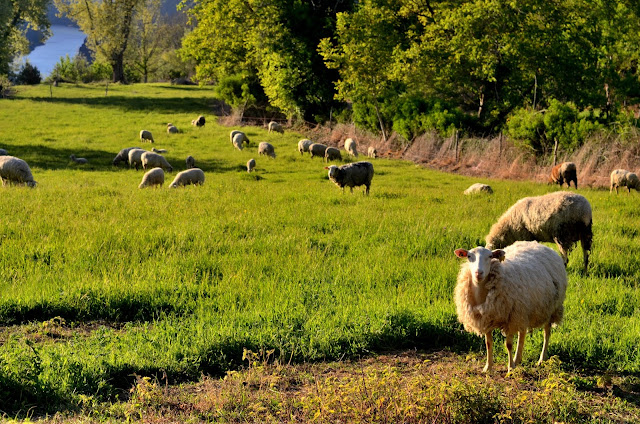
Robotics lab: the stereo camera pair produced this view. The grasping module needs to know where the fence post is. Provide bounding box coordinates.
[454,130,459,163]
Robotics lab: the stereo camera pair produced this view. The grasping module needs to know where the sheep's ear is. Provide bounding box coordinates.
[324,166,329,170]
[454,248,468,258]
[491,250,506,262]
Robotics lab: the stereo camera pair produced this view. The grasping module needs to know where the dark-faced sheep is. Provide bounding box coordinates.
[113,147,140,166]
[186,156,196,169]
[192,115,205,127]
[325,161,374,195]
[464,183,493,195]
[610,169,640,194]
[167,123,178,134]
[367,146,378,158]
[549,162,577,189]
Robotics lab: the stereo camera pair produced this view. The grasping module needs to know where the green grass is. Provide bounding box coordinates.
[0,83,639,417]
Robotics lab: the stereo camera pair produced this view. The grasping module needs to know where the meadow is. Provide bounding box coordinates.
[0,84,639,420]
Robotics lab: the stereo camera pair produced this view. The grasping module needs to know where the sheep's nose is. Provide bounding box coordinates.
[475,271,484,280]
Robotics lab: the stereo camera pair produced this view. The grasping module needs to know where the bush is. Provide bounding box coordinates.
[0,74,13,98]
[14,61,41,85]
[390,95,463,140]
[214,74,258,110]
[47,55,112,84]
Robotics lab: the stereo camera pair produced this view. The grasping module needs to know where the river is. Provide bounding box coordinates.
[22,25,87,77]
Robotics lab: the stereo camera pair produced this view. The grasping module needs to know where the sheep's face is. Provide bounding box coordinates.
[455,247,505,285]
[326,165,339,180]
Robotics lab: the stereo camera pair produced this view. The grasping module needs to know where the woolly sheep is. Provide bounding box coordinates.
[167,123,178,134]
[169,168,205,188]
[464,183,493,195]
[344,138,358,157]
[268,121,284,134]
[258,142,276,158]
[324,146,342,162]
[186,155,196,169]
[454,241,567,373]
[230,130,242,144]
[367,146,378,158]
[0,156,37,187]
[610,169,640,194]
[549,162,577,189]
[231,131,250,147]
[298,139,313,155]
[325,161,374,195]
[113,147,140,166]
[141,151,173,172]
[309,143,328,159]
[138,167,165,189]
[152,148,168,153]
[0,149,8,156]
[191,115,205,127]
[247,158,256,173]
[128,148,146,170]
[485,191,592,273]
[232,133,245,151]
[69,154,88,164]
[140,130,154,143]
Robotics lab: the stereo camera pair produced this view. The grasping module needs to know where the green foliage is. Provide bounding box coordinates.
[389,95,464,140]
[0,0,50,75]
[0,73,12,97]
[213,73,258,111]
[47,55,112,83]
[13,60,41,84]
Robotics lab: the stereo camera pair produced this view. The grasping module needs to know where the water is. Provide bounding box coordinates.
[22,25,87,77]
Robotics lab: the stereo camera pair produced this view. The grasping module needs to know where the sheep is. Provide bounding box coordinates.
[464,183,493,195]
[191,115,205,127]
[325,161,374,195]
[69,154,88,164]
[367,146,378,158]
[549,162,577,189]
[112,147,140,166]
[152,148,168,153]
[232,133,245,151]
[309,143,328,159]
[186,155,196,169]
[268,121,284,134]
[138,167,165,188]
[140,130,154,143]
[485,191,592,273]
[0,149,8,156]
[454,241,567,373]
[141,151,173,172]
[324,146,342,162]
[298,139,313,155]
[0,156,37,187]
[247,158,256,173]
[258,142,276,158]
[169,168,205,188]
[231,131,250,147]
[128,148,146,170]
[344,138,358,157]
[610,169,640,194]
[167,123,178,134]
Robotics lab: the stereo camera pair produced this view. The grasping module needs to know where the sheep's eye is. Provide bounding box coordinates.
[468,254,475,262]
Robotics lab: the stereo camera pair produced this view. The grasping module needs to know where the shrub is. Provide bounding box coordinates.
[14,61,42,85]
[0,74,13,98]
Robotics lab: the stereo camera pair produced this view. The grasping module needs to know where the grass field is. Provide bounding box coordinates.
[0,84,639,421]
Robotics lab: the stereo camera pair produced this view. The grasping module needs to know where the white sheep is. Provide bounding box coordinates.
[454,241,567,373]
[324,146,342,162]
[231,131,250,147]
[309,143,328,159]
[325,161,374,195]
[610,169,640,194]
[128,148,146,170]
[464,183,493,195]
[140,130,154,143]
[486,191,592,273]
[152,148,168,154]
[169,168,205,188]
[192,115,205,127]
[230,130,242,144]
[138,167,165,188]
[141,151,173,172]
[232,133,246,151]
[258,142,276,158]
[298,139,313,155]
[112,147,140,166]
[186,156,196,169]
[268,121,284,134]
[0,156,37,187]
[167,123,178,134]
[69,154,88,164]
[344,138,358,157]
[367,146,378,158]
[247,158,256,173]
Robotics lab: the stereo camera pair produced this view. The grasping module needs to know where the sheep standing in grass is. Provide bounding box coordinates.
[232,133,245,151]
[454,241,567,373]
[128,148,146,170]
[309,143,328,159]
[464,183,493,195]
[486,191,592,273]
[69,154,88,164]
[167,123,178,134]
[298,139,313,155]
[549,162,577,189]
[138,167,165,188]
[325,161,374,195]
[610,169,640,194]
[324,147,342,162]
[268,121,284,134]
[344,138,358,157]
[0,156,37,187]
[141,151,173,172]
[247,158,256,172]
[169,168,205,188]
[230,130,242,144]
[258,142,276,158]
[140,130,154,143]
[186,156,196,169]
[192,115,205,127]
[367,146,378,158]
[113,147,140,166]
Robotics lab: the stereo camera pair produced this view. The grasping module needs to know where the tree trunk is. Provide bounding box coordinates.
[111,53,126,83]
[374,103,387,141]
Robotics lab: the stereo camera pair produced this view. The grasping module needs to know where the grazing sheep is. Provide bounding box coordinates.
[309,143,328,159]
[324,146,342,162]
[186,155,196,169]
[258,142,276,158]
[464,183,493,195]
[344,138,358,157]
[454,241,567,373]
[69,154,88,164]
[167,123,178,134]
[128,148,146,170]
[268,121,284,134]
[231,131,250,147]
[486,191,592,273]
[152,148,168,153]
[247,158,256,173]
[140,130,154,143]
[232,133,245,151]
[610,169,640,194]
[113,147,140,166]
[230,130,241,144]
[298,139,313,155]
[191,115,205,127]
[367,146,378,158]
[549,162,577,189]
[325,161,374,195]
[0,149,8,156]
[138,167,165,188]
[0,156,37,187]
[169,168,205,188]
[141,151,173,172]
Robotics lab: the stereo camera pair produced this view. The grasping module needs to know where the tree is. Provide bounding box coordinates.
[126,0,162,83]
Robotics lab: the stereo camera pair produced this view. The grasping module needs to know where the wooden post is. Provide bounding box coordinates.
[454,130,460,163]
[552,138,559,167]
[105,82,109,96]
[498,133,503,157]
[50,84,53,99]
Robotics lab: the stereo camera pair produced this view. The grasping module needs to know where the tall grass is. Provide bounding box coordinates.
[0,84,638,414]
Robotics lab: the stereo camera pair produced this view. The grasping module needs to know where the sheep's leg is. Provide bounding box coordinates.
[553,238,569,267]
[505,333,515,372]
[514,330,526,366]
[483,332,494,373]
[538,323,552,365]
